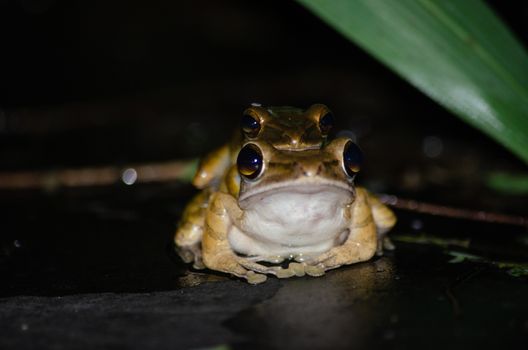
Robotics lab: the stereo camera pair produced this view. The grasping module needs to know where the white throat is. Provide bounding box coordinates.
[230,183,354,258]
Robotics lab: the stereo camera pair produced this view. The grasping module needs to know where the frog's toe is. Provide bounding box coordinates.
[376,244,384,256]
[275,267,296,279]
[175,247,194,263]
[192,259,205,270]
[383,237,396,251]
[376,236,396,256]
[237,258,279,276]
[305,263,326,277]
[288,262,306,277]
[246,271,267,284]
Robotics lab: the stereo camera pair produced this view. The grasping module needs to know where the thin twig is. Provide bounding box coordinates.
[0,159,197,191]
[378,193,528,228]
[0,160,526,228]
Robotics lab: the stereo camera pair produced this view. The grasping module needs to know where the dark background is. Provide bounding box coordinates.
[1,1,528,349]
[1,0,527,175]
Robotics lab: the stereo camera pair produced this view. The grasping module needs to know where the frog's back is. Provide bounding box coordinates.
[240,104,333,151]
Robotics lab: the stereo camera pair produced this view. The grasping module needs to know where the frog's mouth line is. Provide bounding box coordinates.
[273,145,322,152]
[238,179,353,203]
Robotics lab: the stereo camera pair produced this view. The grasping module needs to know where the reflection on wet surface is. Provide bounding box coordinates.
[228,258,396,349]
[0,280,280,350]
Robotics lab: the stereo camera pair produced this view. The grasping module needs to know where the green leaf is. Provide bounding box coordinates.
[506,266,528,278]
[297,0,528,164]
[486,171,528,195]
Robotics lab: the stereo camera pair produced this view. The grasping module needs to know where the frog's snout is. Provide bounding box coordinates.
[293,161,325,178]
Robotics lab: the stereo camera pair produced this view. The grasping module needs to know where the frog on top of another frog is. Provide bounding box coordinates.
[174,103,396,284]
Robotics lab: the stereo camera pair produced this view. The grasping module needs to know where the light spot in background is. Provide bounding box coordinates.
[411,219,424,231]
[251,102,262,107]
[422,136,443,158]
[121,168,137,185]
[13,240,22,248]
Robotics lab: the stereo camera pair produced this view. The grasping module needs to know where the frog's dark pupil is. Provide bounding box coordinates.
[241,114,261,138]
[343,141,363,177]
[237,144,263,180]
[319,112,334,134]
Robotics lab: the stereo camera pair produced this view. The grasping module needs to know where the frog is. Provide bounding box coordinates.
[175,104,335,267]
[174,104,396,284]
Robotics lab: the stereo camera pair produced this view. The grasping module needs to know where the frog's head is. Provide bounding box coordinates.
[240,104,334,150]
[235,136,363,206]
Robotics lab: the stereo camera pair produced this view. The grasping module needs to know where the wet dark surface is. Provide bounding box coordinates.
[3,254,528,350]
[1,185,528,350]
[1,1,528,349]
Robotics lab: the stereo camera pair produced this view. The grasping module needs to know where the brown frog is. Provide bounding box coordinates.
[174,104,396,284]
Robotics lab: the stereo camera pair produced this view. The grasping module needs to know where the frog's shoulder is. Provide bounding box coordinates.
[192,132,241,189]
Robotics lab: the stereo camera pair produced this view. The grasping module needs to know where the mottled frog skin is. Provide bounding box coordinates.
[174,104,396,284]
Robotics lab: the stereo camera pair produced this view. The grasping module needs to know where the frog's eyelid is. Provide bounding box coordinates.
[318,111,334,135]
[305,104,330,120]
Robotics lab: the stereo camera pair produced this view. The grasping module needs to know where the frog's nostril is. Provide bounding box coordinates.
[287,134,300,147]
[299,163,323,177]
[292,162,309,176]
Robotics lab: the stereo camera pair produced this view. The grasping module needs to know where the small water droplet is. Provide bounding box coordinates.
[13,240,22,248]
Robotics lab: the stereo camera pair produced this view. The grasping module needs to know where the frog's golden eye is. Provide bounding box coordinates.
[237,144,263,180]
[343,140,363,177]
[241,113,261,138]
[318,112,334,135]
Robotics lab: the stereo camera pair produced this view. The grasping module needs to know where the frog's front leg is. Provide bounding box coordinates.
[202,192,290,284]
[174,189,211,269]
[303,188,378,276]
[364,188,397,255]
